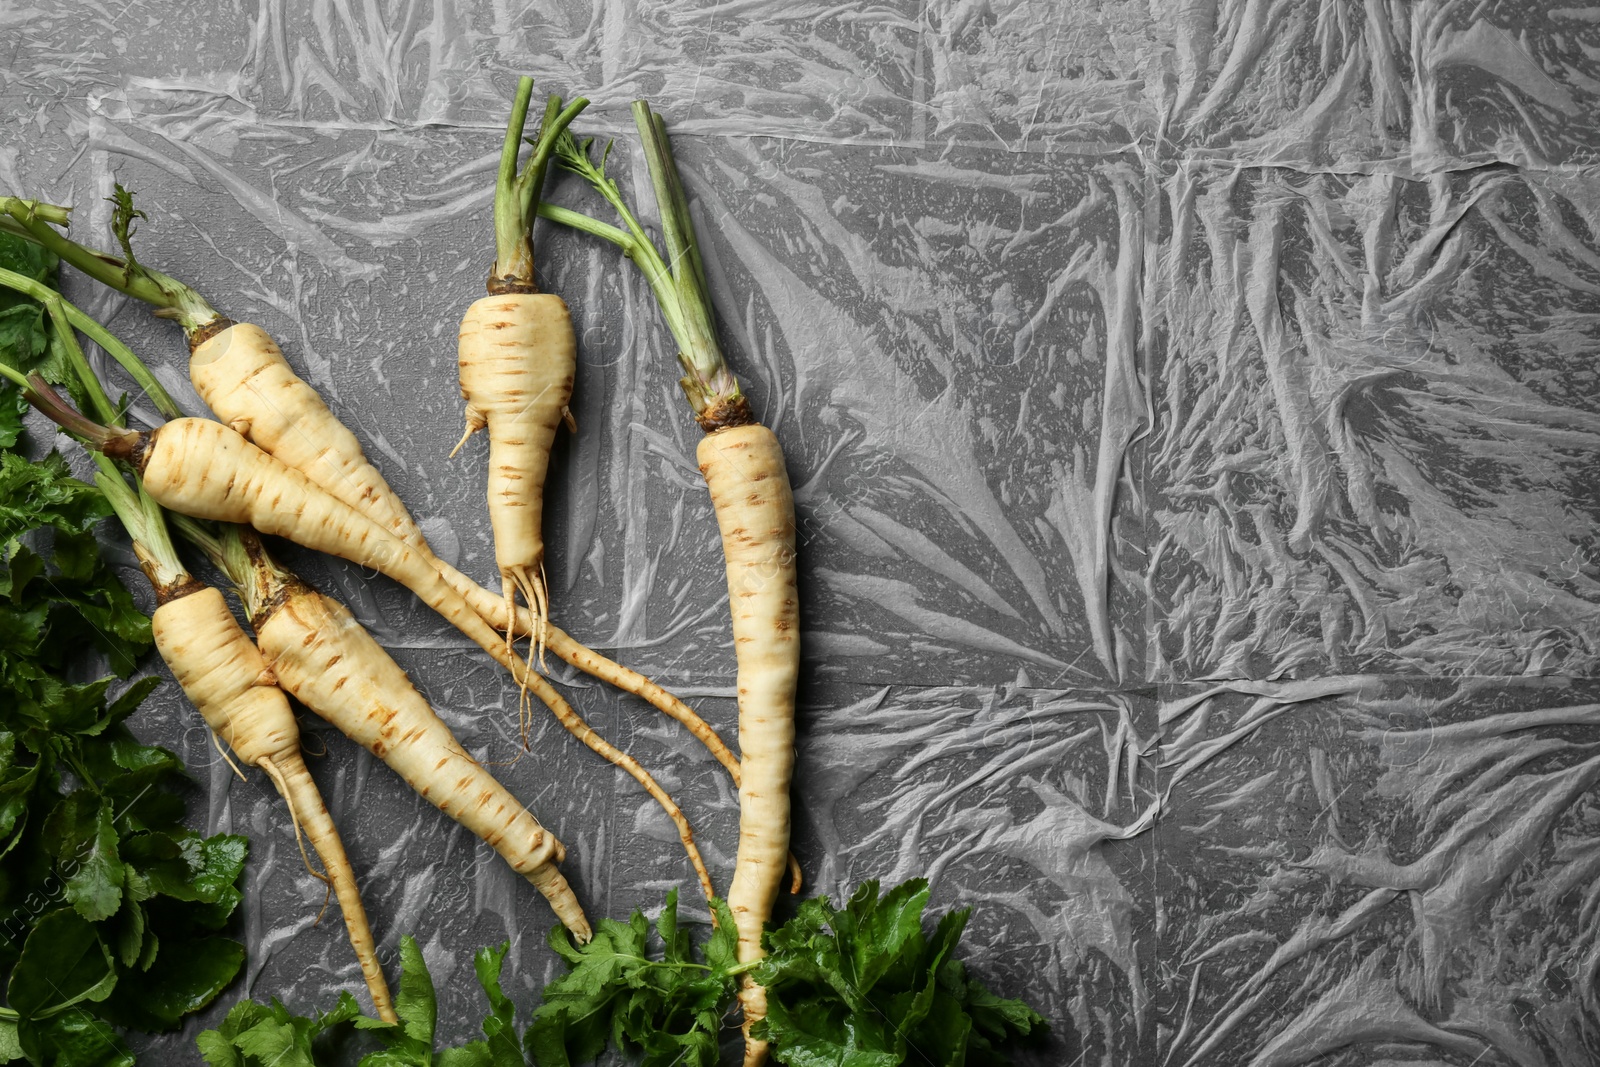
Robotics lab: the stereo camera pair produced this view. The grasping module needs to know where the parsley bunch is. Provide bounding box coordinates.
[530,880,1045,1067]
[200,936,526,1067]
[0,231,249,1065]
[526,890,740,1067]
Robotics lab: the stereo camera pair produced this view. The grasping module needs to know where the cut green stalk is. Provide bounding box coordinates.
[0,196,71,229]
[0,265,183,420]
[542,103,745,428]
[488,78,589,292]
[182,520,292,626]
[0,190,227,341]
[25,291,196,598]
[0,361,136,452]
[93,460,196,602]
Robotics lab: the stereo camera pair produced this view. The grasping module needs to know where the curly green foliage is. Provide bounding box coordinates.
[529,880,1045,1067]
[103,187,146,284]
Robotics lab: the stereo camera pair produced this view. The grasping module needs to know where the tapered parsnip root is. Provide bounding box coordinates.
[544,101,804,1066]
[151,586,395,1021]
[699,424,800,1062]
[190,323,424,544]
[248,578,590,938]
[455,292,575,659]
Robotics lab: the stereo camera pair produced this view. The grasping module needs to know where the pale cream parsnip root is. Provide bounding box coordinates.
[251,584,591,939]
[151,586,394,1021]
[697,423,800,1065]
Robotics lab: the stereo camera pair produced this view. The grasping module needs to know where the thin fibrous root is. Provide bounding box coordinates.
[522,668,715,902]
[210,728,248,782]
[257,755,334,924]
[492,608,805,892]
[450,412,486,459]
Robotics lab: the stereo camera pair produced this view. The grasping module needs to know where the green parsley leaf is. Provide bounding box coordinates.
[755,881,1047,1067]
[0,386,28,450]
[15,1007,134,1067]
[61,797,126,922]
[8,908,117,1019]
[528,889,734,1067]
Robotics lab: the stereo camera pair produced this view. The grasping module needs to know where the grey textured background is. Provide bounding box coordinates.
[5,0,1600,1063]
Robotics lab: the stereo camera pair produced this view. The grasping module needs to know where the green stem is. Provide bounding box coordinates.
[92,459,192,596]
[0,196,224,339]
[41,294,118,429]
[167,513,221,565]
[490,77,537,287]
[0,363,133,452]
[544,105,745,427]
[0,267,183,420]
[0,196,71,228]
[628,102,740,422]
[535,203,632,251]
[523,96,591,227]
[489,80,589,290]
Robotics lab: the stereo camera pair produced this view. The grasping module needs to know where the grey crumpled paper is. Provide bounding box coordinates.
[4,1,1599,1063]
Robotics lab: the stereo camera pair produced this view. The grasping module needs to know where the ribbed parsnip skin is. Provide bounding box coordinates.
[254,587,589,940]
[457,294,575,626]
[190,324,422,546]
[152,587,297,767]
[140,419,499,656]
[696,423,799,1064]
[150,587,395,1022]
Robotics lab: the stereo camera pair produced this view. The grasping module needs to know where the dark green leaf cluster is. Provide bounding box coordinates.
[531,881,1045,1067]
[0,345,248,1065]
[199,935,527,1067]
[527,889,739,1067]
[754,880,1045,1067]
[0,234,63,414]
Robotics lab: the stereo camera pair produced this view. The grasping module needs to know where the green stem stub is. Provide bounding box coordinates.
[93,460,198,604]
[544,102,750,431]
[488,77,589,293]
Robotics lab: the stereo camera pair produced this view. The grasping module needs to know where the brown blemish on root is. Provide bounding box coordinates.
[188,317,238,350]
[486,274,539,296]
[152,573,208,606]
[696,395,754,433]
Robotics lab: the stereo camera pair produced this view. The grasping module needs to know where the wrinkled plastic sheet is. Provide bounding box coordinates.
[4,0,1600,1063]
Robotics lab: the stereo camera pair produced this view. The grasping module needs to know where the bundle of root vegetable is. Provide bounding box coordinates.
[0,77,1044,1067]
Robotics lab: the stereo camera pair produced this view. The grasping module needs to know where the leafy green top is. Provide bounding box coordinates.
[754,880,1047,1067]
[526,889,741,1067]
[539,102,748,430]
[196,882,1046,1067]
[0,230,247,1067]
[534,880,1045,1067]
